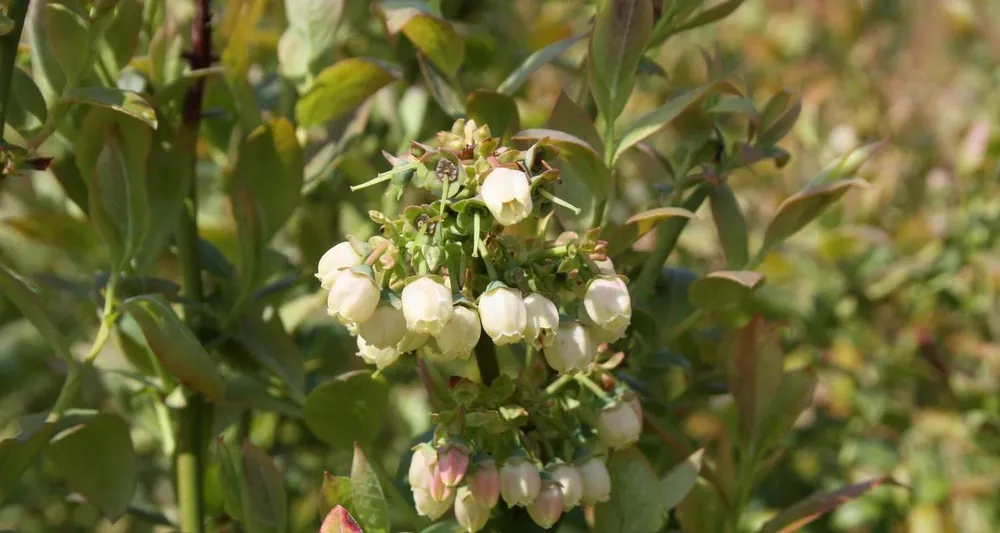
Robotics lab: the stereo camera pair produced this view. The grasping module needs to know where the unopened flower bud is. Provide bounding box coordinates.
[467,458,500,509]
[481,167,533,226]
[327,268,380,325]
[597,402,642,450]
[408,443,438,489]
[356,337,401,369]
[578,457,611,504]
[434,306,481,360]
[500,455,541,507]
[317,242,362,289]
[582,276,632,341]
[479,284,527,346]
[358,302,407,349]
[402,277,453,335]
[413,488,454,520]
[454,486,490,533]
[527,480,564,528]
[437,441,471,487]
[523,293,559,348]
[550,464,583,510]
[543,322,596,373]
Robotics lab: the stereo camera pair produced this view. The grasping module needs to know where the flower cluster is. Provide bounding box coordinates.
[316,119,645,529]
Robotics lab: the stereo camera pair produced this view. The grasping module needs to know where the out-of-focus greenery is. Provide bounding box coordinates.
[0,0,997,531]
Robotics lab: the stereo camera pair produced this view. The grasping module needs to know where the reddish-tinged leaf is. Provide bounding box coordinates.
[689,270,765,312]
[320,505,363,533]
[726,316,782,444]
[759,477,900,533]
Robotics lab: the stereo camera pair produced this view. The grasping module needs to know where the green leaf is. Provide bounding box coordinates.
[45,413,137,521]
[547,90,603,154]
[758,477,898,533]
[132,128,193,274]
[63,87,158,128]
[418,54,465,117]
[0,13,13,35]
[708,183,749,268]
[321,506,363,533]
[497,32,587,95]
[0,264,74,364]
[601,207,694,257]
[588,0,654,122]
[304,371,389,449]
[295,58,400,129]
[672,0,746,35]
[0,422,57,505]
[240,441,288,533]
[756,369,816,455]
[758,94,801,146]
[725,317,783,445]
[594,448,665,533]
[613,82,719,163]
[466,90,520,139]
[320,473,356,519]
[284,0,343,68]
[659,448,704,512]
[385,8,464,77]
[234,308,305,395]
[217,439,245,520]
[513,128,611,200]
[805,141,885,189]
[350,444,390,533]
[7,67,47,134]
[101,0,144,70]
[689,270,764,312]
[222,376,303,418]
[43,3,89,83]
[120,295,225,401]
[675,479,725,533]
[759,179,869,258]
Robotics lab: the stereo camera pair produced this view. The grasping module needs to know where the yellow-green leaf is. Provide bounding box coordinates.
[63,87,158,128]
[688,270,764,312]
[759,477,900,533]
[466,90,520,139]
[385,9,464,78]
[588,0,654,122]
[601,207,695,256]
[296,58,400,129]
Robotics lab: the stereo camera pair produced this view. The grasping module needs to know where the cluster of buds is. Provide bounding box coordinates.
[316,119,646,527]
[407,440,615,531]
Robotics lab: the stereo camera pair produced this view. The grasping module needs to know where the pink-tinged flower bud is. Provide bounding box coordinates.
[578,457,612,505]
[467,458,500,509]
[402,277,453,335]
[413,487,454,520]
[499,455,541,507]
[437,441,471,487]
[523,293,559,349]
[478,283,527,346]
[527,480,564,528]
[454,486,490,533]
[481,167,533,226]
[317,242,362,289]
[428,464,454,503]
[582,276,631,341]
[549,464,583,510]
[407,443,438,490]
[597,402,642,450]
[327,267,380,325]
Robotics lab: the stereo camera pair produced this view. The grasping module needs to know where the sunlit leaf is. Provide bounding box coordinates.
[384,8,464,77]
[43,3,89,83]
[601,207,694,256]
[240,442,288,533]
[217,439,245,520]
[513,128,611,200]
[689,270,764,312]
[760,179,869,257]
[304,371,390,449]
[725,316,782,444]
[418,54,465,117]
[588,0,654,122]
[64,87,157,128]
[320,473,356,519]
[659,448,704,512]
[759,477,899,533]
[595,448,665,533]
[497,32,587,95]
[614,81,722,163]
[295,58,400,128]
[672,0,746,35]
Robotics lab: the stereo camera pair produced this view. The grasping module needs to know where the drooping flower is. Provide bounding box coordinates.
[316,242,362,289]
[523,293,559,348]
[437,441,471,487]
[402,277,453,335]
[527,480,564,528]
[356,337,401,369]
[428,464,453,503]
[397,329,429,353]
[582,276,632,341]
[499,455,541,507]
[578,457,612,505]
[549,463,584,510]
[358,302,407,349]
[597,402,642,450]
[481,167,533,226]
[413,487,454,520]
[478,284,527,346]
[435,306,481,360]
[543,322,596,373]
[327,267,380,325]
[408,443,438,490]
[454,486,490,533]
[467,457,500,509]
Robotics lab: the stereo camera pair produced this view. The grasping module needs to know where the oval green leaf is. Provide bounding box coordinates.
[708,183,749,268]
[588,0,654,122]
[689,270,765,312]
[0,265,74,364]
[594,448,665,533]
[240,441,288,533]
[613,81,720,163]
[513,128,611,200]
[760,178,870,257]
[385,9,464,78]
[659,448,704,512]
[320,473,356,520]
[7,67,47,134]
[0,422,58,505]
[44,3,89,82]
[304,371,389,449]
[466,90,520,139]
[295,58,400,129]
[601,207,695,257]
[497,32,586,95]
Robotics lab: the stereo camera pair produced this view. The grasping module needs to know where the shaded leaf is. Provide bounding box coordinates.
[132,127,193,274]
[547,90,602,154]
[760,179,869,257]
[613,82,719,163]
[235,307,304,394]
[321,505,363,533]
[601,207,694,257]
[63,87,158,128]
[594,448,665,533]
[295,58,400,129]
[497,32,587,95]
[756,369,817,454]
[217,439,245,520]
[241,442,288,533]
[222,376,303,418]
[284,0,342,69]
[350,444,390,533]
[675,479,725,533]
[120,295,225,401]
[758,477,899,533]
[513,128,611,200]
[0,422,57,504]
[0,264,74,363]
[673,0,746,34]
[418,54,465,117]
[709,183,749,268]
[385,8,464,77]
[45,413,136,521]
[7,67,47,134]
[466,90,520,139]
[725,316,782,445]
[659,448,704,512]
[304,371,390,449]
[758,95,801,146]
[689,270,764,312]
[43,3,89,82]
[588,0,654,122]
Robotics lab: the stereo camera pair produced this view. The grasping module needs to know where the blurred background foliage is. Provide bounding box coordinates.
[1,0,998,531]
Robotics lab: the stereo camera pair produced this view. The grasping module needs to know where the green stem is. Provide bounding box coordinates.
[632,185,710,299]
[544,373,573,395]
[590,120,617,229]
[0,0,30,135]
[574,374,612,404]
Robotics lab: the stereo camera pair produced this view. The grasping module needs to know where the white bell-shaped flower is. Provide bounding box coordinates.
[434,306,481,360]
[549,464,583,510]
[358,302,407,349]
[543,322,596,373]
[582,276,632,341]
[396,329,429,353]
[401,277,453,335]
[356,337,401,369]
[596,402,642,450]
[523,293,559,348]
[499,455,541,507]
[527,480,564,528]
[481,167,533,226]
[413,487,454,520]
[408,443,438,490]
[327,267,380,325]
[316,241,362,289]
[454,486,490,533]
[578,457,611,505]
[478,283,527,346]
